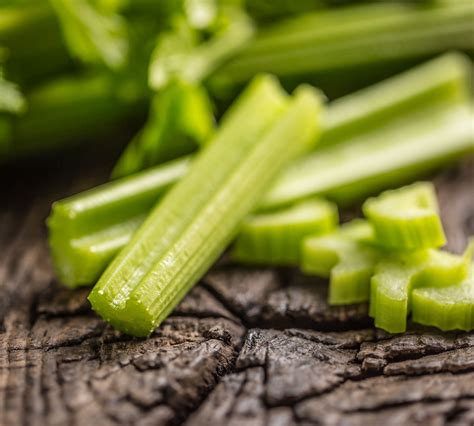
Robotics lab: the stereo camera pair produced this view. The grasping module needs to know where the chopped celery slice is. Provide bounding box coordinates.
[111,81,214,178]
[88,75,323,336]
[232,198,338,266]
[261,103,474,209]
[363,182,446,250]
[48,157,191,287]
[50,0,129,69]
[302,220,381,305]
[412,265,474,332]
[213,1,474,85]
[370,247,472,334]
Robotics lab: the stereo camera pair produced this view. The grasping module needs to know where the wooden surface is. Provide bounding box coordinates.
[0,155,473,426]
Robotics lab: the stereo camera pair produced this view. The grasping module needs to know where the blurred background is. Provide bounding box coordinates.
[1,0,472,178]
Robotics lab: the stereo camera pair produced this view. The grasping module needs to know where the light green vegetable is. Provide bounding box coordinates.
[111,81,214,178]
[232,198,338,266]
[363,182,446,250]
[302,220,381,305]
[88,75,323,336]
[412,264,474,332]
[370,247,472,334]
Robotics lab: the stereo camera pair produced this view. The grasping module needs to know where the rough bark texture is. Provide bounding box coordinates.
[1,155,473,426]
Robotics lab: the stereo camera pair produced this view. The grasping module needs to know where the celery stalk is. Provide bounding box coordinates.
[212,1,474,87]
[232,198,338,266]
[88,75,323,336]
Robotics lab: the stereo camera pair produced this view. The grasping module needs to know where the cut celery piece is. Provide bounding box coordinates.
[320,53,470,147]
[111,81,214,178]
[370,247,472,334]
[302,220,381,305]
[261,103,474,209]
[412,265,474,332]
[88,75,323,336]
[232,198,338,266]
[363,182,446,250]
[213,1,474,85]
[48,157,191,287]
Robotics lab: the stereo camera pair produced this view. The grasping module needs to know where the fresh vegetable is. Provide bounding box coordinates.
[363,182,446,250]
[411,264,474,332]
[302,220,381,305]
[88,75,323,337]
[370,247,472,334]
[48,157,191,287]
[261,102,474,209]
[111,81,214,178]
[47,54,473,287]
[232,198,338,266]
[213,1,474,88]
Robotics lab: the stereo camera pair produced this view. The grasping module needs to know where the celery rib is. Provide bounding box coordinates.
[232,198,338,266]
[88,75,323,336]
[213,1,474,85]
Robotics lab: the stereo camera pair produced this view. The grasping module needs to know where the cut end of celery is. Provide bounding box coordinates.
[363,182,446,250]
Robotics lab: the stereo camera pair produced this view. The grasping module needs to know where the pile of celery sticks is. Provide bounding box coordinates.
[2,0,473,337]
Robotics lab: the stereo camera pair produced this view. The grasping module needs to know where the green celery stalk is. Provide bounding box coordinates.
[88,75,323,336]
[111,81,214,178]
[232,198,338,266]
[48,157,191,287]
[6,73,146,160]
[370,247,472,334]
[47,54,473,287]
[302,220,381,305]
[363,182,446,250]
[261,103,474,209]
[212,0,474,87]
[411,264,474,332]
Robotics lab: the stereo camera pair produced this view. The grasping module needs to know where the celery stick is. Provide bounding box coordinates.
[302,220,381,305]
[412,265,474,332]
[363,182,446,250]
[48,157,190,287]
[232,198,338,266]
[111,81,214,178]
[370,248,472,334]
[261,103,474,209]
[213,1,474,86]
[89,76,323,336]
[319,53,470,147]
